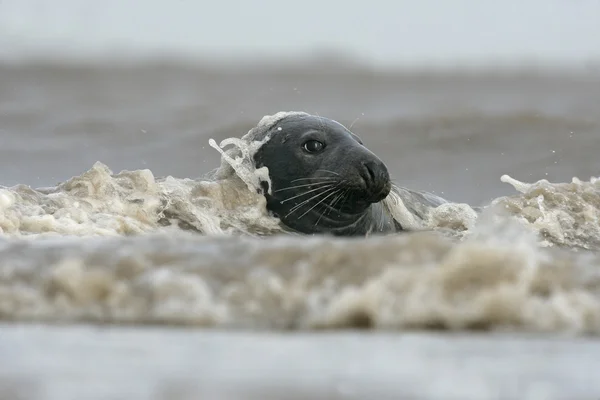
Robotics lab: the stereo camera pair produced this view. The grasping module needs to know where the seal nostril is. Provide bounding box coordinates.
[367,164,376,183]
[361,162,376,186]
[358,159,391,202]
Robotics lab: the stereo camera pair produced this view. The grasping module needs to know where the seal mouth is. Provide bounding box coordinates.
[368,180,392,203]
[352,175,392,205]
[336,182,391,213]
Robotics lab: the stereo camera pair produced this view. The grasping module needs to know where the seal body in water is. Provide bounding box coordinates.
[212,111,449,236]
[250,112,431,236]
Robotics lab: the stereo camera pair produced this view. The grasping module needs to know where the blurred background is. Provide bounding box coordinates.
[1,0,600,205]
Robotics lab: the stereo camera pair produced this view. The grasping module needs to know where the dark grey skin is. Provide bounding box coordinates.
[253,114,402,236]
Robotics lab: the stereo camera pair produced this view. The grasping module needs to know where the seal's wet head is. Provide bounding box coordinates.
[253,113,392,235]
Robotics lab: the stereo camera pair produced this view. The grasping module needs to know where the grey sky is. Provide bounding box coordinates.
[1,0,599,66]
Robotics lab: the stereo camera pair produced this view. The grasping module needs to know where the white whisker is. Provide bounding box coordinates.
[274,181,334,193]
[315,189,343,225]
[280,184,334,204]
[298,190,340,220]
[286,186,339,217]
[315,169,340,176]
[290,177,338,183]
[337,188,352,212]
[326,189,347,215]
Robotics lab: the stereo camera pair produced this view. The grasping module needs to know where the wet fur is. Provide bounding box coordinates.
[250,112,447,236]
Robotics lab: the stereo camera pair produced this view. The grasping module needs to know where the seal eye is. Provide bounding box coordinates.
[303,140,325,153]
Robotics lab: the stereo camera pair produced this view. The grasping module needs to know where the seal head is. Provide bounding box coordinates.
[253,113,397,236]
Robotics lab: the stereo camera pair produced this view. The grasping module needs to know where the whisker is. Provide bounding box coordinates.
[349,117,360,129]
[314,112,326,132]
[285,186,339,217]
[273,181,334,193]
[327,188,350,215]
[280,184,334,204]
[315,169,340,176]
[290,177,338,183]
[315,189,342,226]
[338,188,353,212]
[329,191,345,208]
[327,188,347,214]
[298,190,340,220]
[287,186,338,213]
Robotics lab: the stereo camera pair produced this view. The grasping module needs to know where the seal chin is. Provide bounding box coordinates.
[368,180,392,203]
[341,183,390,214]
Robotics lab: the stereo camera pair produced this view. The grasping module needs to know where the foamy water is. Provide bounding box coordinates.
[3,153,600,396]
[1,119,599,334]
[2,62,600,398]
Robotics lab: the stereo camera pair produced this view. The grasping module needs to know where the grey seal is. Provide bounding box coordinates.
[244,112,447,236]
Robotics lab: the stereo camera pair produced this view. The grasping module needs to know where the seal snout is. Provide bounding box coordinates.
[359,159,391,203]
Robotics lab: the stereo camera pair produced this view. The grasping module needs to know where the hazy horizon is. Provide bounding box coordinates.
[1,0,600,68]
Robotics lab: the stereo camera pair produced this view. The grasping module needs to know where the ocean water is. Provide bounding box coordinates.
[1,61,600,399]
[2,5,600,399]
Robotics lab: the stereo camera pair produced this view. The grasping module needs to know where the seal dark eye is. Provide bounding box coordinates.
[303,140,325,153]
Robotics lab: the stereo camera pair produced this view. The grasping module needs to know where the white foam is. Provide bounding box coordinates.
[493,174,600,249]
[381,190,423,230]
[208,137,271,194]
[1,228,599,333]
[250,111,307,136]
[0,190,15,210]
[209,111,310,195]
[0,157,600,333]
[501,174,533,194]
[0,160,285,238]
